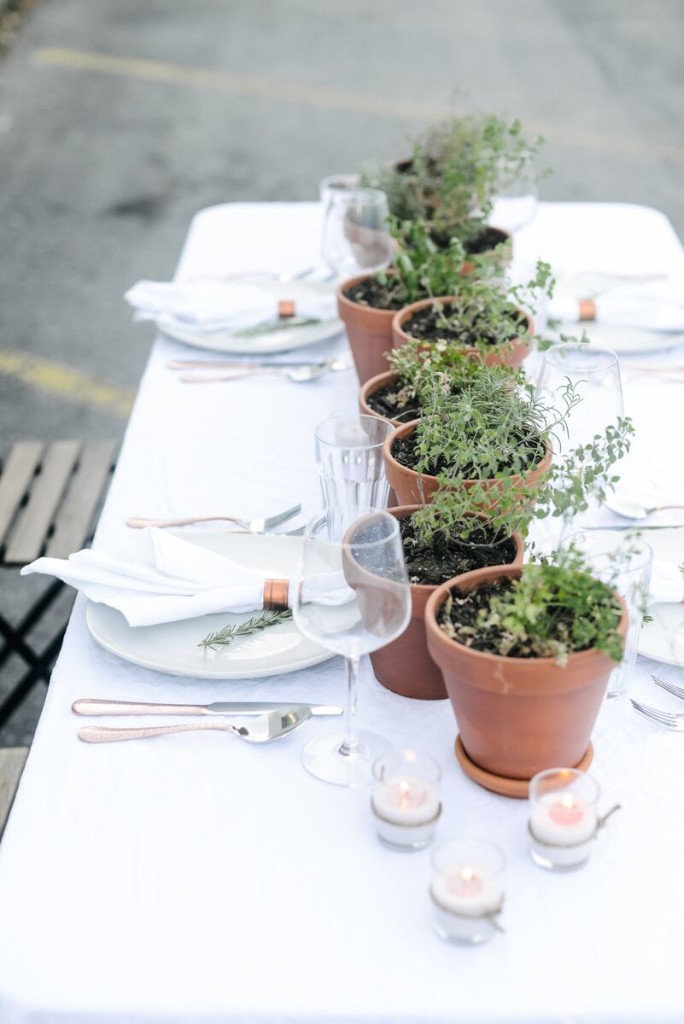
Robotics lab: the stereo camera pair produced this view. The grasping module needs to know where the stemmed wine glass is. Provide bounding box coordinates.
[534,342,626,541]
[489,179,539,235]
[291,507,411,787]
[320,187,393,280]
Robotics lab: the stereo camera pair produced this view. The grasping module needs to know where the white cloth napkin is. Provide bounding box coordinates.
[20,530,353,627]
[124,280,336,333]
[548,293,684,332]
[650,560,684,604]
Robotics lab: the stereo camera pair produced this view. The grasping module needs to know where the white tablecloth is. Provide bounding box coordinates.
[1,201,684,1024]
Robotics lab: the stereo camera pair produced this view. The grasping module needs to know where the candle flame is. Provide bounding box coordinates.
[460,866,475,882]
[561,793,575,811]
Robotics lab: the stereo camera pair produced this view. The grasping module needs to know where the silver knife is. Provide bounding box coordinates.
[72,698,342,717]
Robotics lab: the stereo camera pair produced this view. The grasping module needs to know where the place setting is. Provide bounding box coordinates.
[123,180,394,363]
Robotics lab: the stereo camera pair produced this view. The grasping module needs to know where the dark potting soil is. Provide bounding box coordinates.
[400,517,517,587]
[342,277,407,312]
[437,576,596,657]
[429,224,509,256]
[401,304,525,348]
[365,379,421,423]
[390,429,545,478]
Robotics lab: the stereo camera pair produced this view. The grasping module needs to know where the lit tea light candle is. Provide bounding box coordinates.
[529,768,601,870]
[371,750,441,850]
[430,838,505,945]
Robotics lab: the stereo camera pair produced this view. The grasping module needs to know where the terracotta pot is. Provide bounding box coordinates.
[391,296,532,369]
[358,370,423,430]
[336,274,397,385]
[424,565,628,786]
[369,507,523,701]
[383,419,552,508]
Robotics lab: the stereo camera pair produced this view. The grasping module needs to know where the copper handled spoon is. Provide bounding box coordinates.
[78,706,312,744]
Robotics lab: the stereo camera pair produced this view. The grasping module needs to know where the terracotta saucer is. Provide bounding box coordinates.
[454,736,595,799]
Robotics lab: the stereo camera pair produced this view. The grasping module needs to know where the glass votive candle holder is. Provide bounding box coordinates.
[429,838,505,945]
[528,768,601,870]
[371,749,442,851]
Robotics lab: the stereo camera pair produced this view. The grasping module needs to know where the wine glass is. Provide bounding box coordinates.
[534,342,626,541]
[320,187,392,280]
[291,507,411,786]
[489,180,539,235]
[562,528,653,700]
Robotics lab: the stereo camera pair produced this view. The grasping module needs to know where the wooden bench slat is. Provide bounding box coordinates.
[0,442,45,546]
[4,441,82,564]
[47,440,117,557]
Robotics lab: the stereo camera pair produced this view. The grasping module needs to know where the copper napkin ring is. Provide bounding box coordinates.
[263,578,290,611]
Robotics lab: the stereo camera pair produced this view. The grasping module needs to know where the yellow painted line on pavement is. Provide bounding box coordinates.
[0,348,135,417]
[33,47,684,165]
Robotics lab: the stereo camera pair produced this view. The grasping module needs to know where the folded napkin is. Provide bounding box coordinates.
[649,560,684,605]
[21,530,353,627]
[124,280,336,333]
[548,293,684,332]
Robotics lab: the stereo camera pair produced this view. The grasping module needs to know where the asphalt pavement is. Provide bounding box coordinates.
[1,0,683,744]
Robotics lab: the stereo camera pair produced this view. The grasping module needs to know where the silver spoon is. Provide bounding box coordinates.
[604,495,684,520]
[78,706,312,744]
[179,358,347,385]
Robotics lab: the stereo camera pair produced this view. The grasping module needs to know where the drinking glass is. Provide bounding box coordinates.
[534,342,625,539]
[489,180,539,235]
[563,529,653,699]
[319,173,361,210]
[292,508,411,786]
[315,413,394,518]
[320,187,392,279]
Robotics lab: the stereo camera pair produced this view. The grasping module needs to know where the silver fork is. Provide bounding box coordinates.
[630,699,684,730]
[126,503,301,531]
[652,674,684,701]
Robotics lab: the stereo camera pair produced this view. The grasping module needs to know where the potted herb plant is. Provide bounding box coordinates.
[391,254,553,370]
[359,337,488,426]
[362,112,545,257]
[423,547,628,795]
[369,503,524,701]
[337,217,471,384]
[382,363,633,528]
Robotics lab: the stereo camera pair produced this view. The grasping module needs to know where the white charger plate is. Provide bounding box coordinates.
[85,532,333,679]
[157,317,344,355]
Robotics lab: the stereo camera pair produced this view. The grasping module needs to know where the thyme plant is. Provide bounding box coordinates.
[403,364,634,544]
[363,113,546,247]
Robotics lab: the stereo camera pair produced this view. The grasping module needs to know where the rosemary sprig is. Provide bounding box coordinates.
[198,609,293,650]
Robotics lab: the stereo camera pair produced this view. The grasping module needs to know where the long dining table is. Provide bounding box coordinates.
[1,198,684,1024]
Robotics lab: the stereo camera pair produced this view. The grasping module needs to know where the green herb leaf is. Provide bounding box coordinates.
[198,609,293,650]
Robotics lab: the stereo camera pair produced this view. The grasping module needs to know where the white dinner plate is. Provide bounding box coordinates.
[636,527,684,666]
[85,532,333,679]
[552,319,684,356]
[639,603,684,667]
[157,317,344,355]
